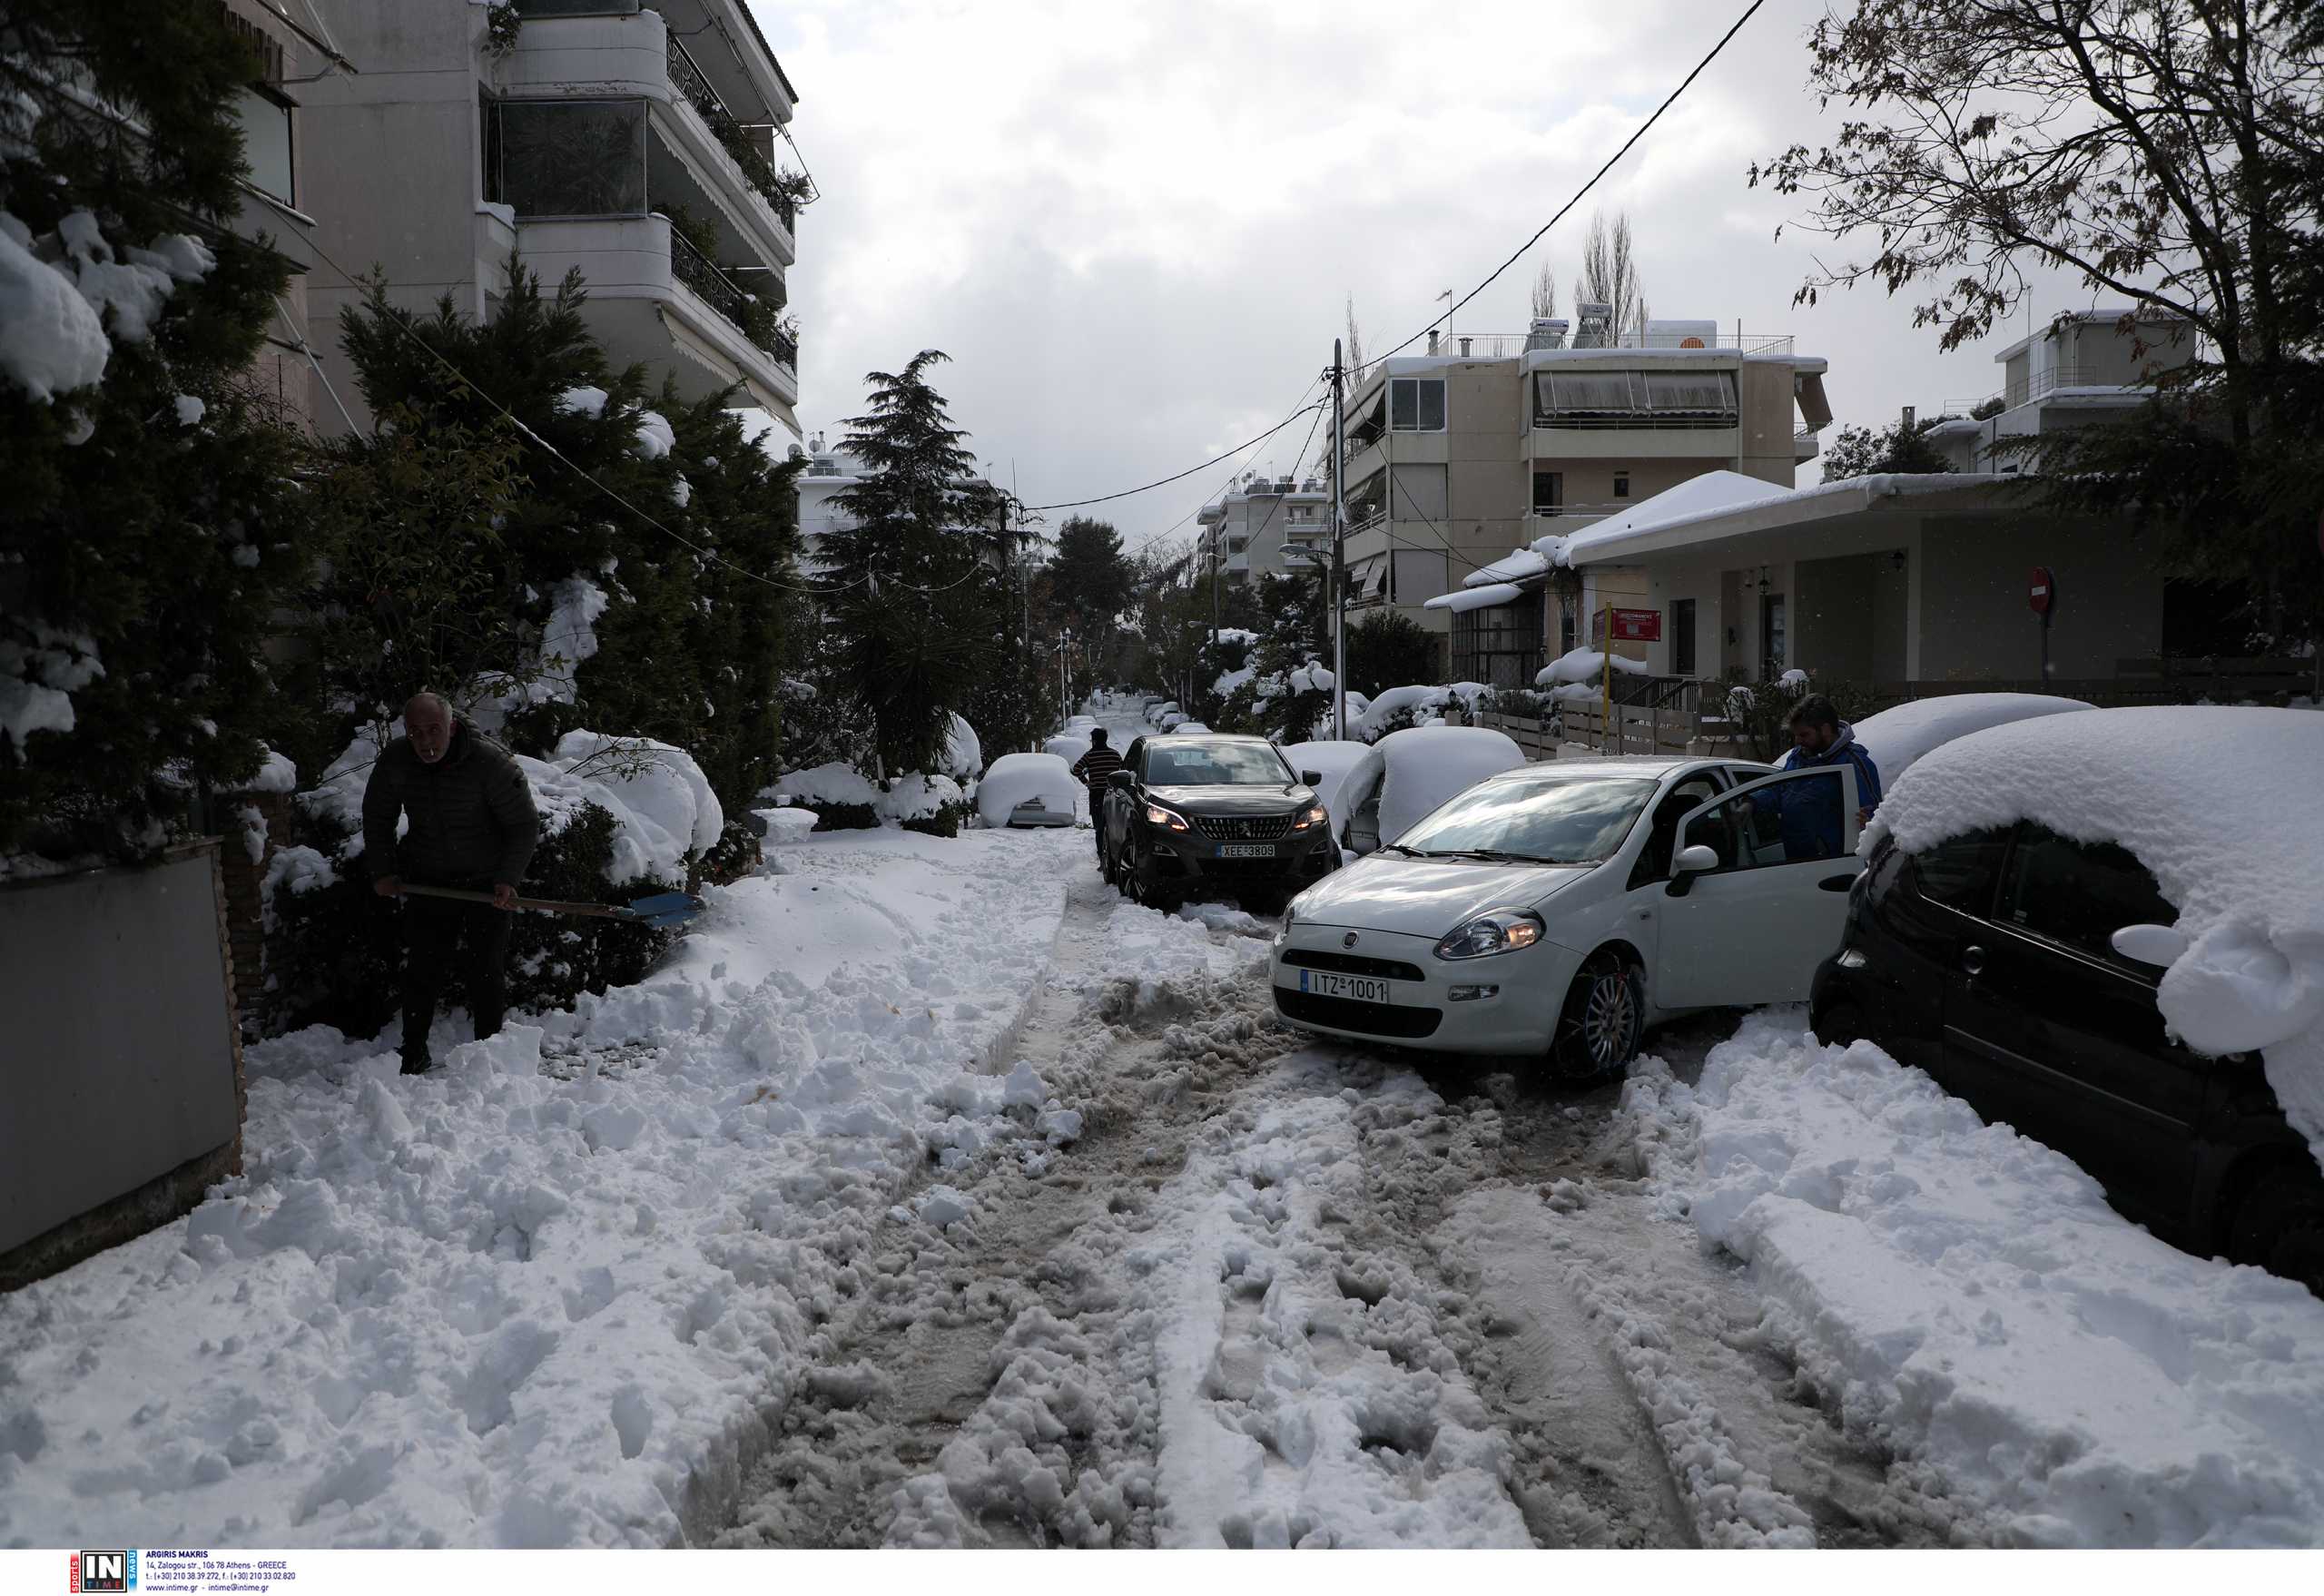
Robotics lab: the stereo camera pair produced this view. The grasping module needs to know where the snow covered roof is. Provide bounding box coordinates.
[1423,582,1526,613]
[1548,470,2026,566]
[1461,548,1550,589]
[1867,705,2324,1172]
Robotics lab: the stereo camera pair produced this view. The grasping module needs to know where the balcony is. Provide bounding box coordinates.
[669,227,796,369]
[515,214,798,415]
[665,31,798,233]
[1794,427,1819,461]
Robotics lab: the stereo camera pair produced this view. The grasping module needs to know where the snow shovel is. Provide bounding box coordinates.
[399,882,705,929]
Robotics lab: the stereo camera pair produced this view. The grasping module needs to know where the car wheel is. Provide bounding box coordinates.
[2227,1163,2324,1299]
[1099,832,1118,886]
[1129,846,1174,911]
[1550,951,1644,1079]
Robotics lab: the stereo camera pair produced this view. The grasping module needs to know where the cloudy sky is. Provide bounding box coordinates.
[748,0,2094,556]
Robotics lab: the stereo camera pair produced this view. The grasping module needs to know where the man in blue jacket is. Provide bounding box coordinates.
[1764,695,1881,861]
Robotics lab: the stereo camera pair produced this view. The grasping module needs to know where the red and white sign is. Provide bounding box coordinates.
[2028,566,2057,616]
[1606,606,1662,642]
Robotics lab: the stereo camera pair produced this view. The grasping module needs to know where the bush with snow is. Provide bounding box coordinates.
[773,763,968,836]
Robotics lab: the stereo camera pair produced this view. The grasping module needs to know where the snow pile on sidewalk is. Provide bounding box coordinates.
[1624,1013,2324,1547]
[1868,706,2324,1170]
[0,826,1076,1548]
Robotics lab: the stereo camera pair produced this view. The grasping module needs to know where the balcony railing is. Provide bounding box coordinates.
[669,225,795,369]
[1793,427,1819,458]
[1347,331,1795,389]
[665,31,798,232]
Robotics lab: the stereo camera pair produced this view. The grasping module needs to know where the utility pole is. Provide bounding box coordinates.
[1331,340,1348,741]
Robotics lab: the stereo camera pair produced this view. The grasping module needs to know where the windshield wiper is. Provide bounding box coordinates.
[1430,848,1563,864]
[1379,842,1429,858]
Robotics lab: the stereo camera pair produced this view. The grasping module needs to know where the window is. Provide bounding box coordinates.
[1995,825,2176,964]
[1671,597,1696,675]
[233,85,295,206]
[1686,767,1849,869]
[1390,378,1445,431]
[1532,470,1563,513]
[1400,774,1662,864]
[1630,773,1726,888]
[1613,472,1630,499]
[1559,604,1576,655]
[1914,827,2010,914]
[487,98,647,216]
[1534,369,1737,429]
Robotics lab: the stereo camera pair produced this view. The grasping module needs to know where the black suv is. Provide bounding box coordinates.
[1101,733,1339,911]
[1812,823,2324,1295]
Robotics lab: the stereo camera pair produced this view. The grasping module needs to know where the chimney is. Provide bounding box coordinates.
[1901,406,1915,430]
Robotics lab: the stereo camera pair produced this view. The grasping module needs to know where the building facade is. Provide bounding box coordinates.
[301,0,803,438]
[1196,475,1330,588]
[1331,315,1834,681]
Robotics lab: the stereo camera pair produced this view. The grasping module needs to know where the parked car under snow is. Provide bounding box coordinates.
[974,752,1081,829]
[1332,725,1527,856]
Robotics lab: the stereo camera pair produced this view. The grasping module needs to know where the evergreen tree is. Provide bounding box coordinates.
[822,350,999,779]
[304,267,803,811]
[1045,516,1135,638]
[1818,416,1955,479]
[0,1,315,859]
[1344,609,1438,697]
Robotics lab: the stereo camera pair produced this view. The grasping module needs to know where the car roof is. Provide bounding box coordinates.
[1152,733,1276,749]
[1482,754,1749,782]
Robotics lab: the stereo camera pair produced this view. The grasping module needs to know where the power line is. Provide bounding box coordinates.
[1118,373,1329,563]
[1367,0,1766,371]
[1021,389,1327,512]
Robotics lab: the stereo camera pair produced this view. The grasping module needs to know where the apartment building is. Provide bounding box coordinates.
[301,0,803,438]
[215,1,350,430]
[1195,474,1331,587]
[793,430,1011,574]
[1924,310,2197,473]
[1332,309,1833,681]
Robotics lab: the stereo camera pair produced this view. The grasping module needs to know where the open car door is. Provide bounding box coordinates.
[1654,764,1863,1010]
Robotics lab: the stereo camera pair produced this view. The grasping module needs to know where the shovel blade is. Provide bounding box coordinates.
[625,891,705,926]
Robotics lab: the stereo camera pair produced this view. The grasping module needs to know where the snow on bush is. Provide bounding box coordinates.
[940,714,983,783]
[1626,1012,2324,1546]
[1868,706,2324,1171]
[0,623,103,753]
[1849,693,2093,783]
[773,763,965,829]
[973,753,1078,828]
[1535,647,1649,691]
[1351,682,1492,741]
[550,732,724,882]
[0,215,108,400]
[1337,725,1526,849]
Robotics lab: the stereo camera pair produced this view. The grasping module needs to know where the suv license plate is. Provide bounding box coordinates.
[1299,970,1394,1003]
[1218,842,1275,859]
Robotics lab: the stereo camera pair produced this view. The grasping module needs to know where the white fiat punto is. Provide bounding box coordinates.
[1270,755,1870,1075]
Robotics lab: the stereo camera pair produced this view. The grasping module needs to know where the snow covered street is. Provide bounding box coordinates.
[7,703,2324,1551]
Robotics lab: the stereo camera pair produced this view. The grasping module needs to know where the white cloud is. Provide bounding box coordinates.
[754,0,2105,552]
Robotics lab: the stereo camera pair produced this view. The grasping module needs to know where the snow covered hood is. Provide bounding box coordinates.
[1867,706,2324,1167]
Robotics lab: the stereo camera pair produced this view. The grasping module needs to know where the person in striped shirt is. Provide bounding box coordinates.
[1069,729,1125,858]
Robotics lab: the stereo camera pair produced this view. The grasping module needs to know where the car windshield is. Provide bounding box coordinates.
[1145,743,1295,786]
[1397,774,1660,863]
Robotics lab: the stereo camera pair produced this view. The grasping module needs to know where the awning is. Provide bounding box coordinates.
[1423,581,1526,613]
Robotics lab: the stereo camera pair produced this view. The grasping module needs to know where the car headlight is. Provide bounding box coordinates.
[1835,946,1867,970]
[1145,803,1190,832]
[1433,909,1546,961]
[1290,803,1328,832]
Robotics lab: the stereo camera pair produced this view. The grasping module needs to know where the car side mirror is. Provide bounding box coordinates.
[2110,923,2188,968]
[1665,842,1719,898]
[1300,769,1323,784]
[1107,769,1134,790]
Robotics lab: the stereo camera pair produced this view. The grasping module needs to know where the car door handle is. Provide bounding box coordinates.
[1962,945,1987,977]
[1818,872,1856,892]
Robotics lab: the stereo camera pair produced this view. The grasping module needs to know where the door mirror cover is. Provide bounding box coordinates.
[1107,769,1135,790]
[1300,769,1324,784]
[2110,923,2189,968]
[1674,843,1719,875]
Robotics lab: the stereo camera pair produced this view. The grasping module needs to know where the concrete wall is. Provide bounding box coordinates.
[1,843,245,1289]
[1915,511,2164,681]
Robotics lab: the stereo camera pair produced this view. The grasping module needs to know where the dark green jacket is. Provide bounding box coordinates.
[360,719,540,887]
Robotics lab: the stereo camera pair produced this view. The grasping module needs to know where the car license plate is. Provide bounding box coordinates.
[1298,969,1395,1004]
[1218,842,1275,859]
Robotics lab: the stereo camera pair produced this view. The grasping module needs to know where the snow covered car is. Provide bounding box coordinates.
[1102,733,1339,910]
[1146,701,1181,728]
[1274,754,1869,1074]
[1167,721,1212,734]
[1847,692,2092,783]
[1811,705,2324,1293]
[1333,725,1527,856]
[973,753,1080,828]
